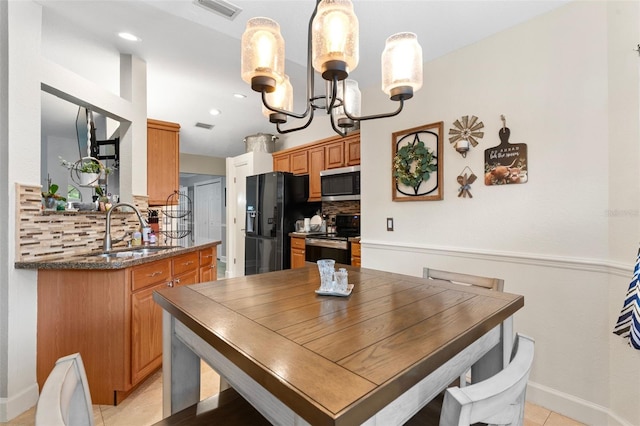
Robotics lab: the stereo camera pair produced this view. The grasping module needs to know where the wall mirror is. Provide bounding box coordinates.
[41,90,120,209]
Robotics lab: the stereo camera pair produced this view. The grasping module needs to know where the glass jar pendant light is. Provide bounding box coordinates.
[241,17,285,93]
[241,0,423,136]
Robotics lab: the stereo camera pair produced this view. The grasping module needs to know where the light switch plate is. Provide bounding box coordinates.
[387,217,394,231]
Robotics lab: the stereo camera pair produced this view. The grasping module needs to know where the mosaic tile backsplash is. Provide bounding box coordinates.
[16,183,151,261]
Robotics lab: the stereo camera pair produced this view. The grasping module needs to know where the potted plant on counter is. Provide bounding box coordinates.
[41,175,66,210]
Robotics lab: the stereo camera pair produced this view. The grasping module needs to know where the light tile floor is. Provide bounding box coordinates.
[2,360,584,426]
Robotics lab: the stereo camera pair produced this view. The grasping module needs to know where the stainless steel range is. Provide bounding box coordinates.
[305,214,360,265]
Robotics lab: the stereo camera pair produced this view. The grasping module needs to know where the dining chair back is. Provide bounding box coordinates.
[35,352,94,426]
[423,267,504,292]
[439,333,535,426]
[424,267,506,386]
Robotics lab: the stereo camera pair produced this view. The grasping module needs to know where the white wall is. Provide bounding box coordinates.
[283,1,640,425]
[361,1,636,425]
[1,1,43,420]
[1,1,147,420]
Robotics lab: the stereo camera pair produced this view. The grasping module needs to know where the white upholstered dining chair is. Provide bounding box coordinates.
[35,352,95,426]
[424,267,506,386]
[423,267,504,292]
[439,333,535,426]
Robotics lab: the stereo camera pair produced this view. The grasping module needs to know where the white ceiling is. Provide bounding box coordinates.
[38,0,569,159]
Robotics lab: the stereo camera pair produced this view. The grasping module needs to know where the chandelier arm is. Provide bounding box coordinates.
[275,108,316,134]
[344,99,405,122]
[325,77,341,114]
[261,90,311,119]
[260,0,321,121]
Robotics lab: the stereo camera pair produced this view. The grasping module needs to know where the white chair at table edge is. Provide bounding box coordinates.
[424,267,505,387]
[423,268,504,292]
[439,333,535,426]
[35,352,95,426]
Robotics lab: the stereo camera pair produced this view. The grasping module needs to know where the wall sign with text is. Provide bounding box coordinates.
[484,124,528,186]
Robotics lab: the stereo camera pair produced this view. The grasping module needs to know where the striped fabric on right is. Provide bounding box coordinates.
[613,249,640,349]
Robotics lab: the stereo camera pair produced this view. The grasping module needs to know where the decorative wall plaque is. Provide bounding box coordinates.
[392,122,443,201]
[484,116,528,185]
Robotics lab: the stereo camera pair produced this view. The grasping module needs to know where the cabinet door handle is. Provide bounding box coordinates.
[174,278,180,285]
[182,261,194,266]
[203,255,213,259]
[147,271,163,278]
[167,281,174,288]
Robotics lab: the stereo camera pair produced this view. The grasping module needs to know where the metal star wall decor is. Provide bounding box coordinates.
[448,115,485,147]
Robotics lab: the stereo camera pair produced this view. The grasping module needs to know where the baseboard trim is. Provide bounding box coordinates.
[361,239,632,277]
[0,382,38,422]
[527,381,632,426]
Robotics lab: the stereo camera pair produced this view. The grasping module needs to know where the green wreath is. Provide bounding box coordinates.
[393,139,437,189]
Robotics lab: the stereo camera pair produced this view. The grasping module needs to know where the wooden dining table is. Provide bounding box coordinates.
[153,264,524,425]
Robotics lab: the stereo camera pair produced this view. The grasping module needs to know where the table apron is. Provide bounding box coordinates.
[362,321,508,425]
[162,309,513,425]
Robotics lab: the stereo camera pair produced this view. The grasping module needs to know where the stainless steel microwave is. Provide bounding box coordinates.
[320,165,360,201]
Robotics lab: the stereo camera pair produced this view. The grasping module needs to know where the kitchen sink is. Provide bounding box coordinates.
[92,246,179,258]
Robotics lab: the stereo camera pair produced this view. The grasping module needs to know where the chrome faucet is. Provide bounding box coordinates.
[103,202,149,252]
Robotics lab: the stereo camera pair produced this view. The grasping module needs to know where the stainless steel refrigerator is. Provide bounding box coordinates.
[244,172,311,275]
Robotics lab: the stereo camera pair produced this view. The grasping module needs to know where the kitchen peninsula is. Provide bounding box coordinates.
[16,241,220,405]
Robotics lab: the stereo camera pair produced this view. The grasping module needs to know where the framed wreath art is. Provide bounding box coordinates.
[392,121,444,201]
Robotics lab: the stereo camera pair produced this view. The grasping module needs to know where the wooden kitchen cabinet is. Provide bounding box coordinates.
[36,245,218,406]
[147,119,180,206]
[291,237,306,269]
[351,240,361,266]
[345,135,360,166]
[308,146,325,201]
[172,251,199,286]
[273,150,309,175]
[130,258,172,391]
[199,246,217,282]
[271,131,360,201]
[131,281,167,385]
[273,155,291,172]
[325,141,345,169]
[291,151,309,174]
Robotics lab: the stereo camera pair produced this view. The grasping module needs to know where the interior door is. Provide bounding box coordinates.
[194,179,222,246]
[232,161,251,277]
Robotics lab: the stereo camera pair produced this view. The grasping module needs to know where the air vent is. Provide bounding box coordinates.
[194,0,242,20]
[195,122,215,130]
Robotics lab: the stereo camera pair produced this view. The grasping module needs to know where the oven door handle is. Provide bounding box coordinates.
[305,238,348,250]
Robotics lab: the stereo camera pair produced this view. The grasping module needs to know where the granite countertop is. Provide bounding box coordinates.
[14,241,221,270]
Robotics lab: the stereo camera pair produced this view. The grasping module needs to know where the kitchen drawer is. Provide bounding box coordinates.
[291,237,306,250]
[172,251,199,276]
[131,259,172,292]
[199,247,215,267]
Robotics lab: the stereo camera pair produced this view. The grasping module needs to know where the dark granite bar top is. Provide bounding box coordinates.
[14,241,221,270]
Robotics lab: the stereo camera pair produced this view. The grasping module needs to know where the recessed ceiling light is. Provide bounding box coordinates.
[209,109,221,116]
[118,32,140,42]
[233,93,247,99]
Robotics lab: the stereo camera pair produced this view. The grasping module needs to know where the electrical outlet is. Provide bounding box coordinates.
[387,217,394,231]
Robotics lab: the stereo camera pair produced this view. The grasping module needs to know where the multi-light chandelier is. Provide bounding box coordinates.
[241,0,423,136]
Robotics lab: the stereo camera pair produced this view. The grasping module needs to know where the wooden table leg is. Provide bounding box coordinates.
[470,317,514,383]
[162,311,201,417]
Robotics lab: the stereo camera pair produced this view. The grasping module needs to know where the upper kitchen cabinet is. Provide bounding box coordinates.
[147,119,180,206]
[273,150,309,174]
[325,141,345,169]
[271,132,360,202]
[344,134,360,166]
